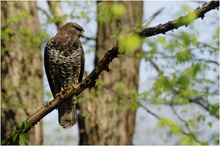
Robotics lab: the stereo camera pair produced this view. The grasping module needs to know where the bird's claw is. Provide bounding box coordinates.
[56,87,66,98]
[71,83,78,90]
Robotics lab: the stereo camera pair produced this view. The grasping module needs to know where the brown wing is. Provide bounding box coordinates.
[78,45,85,83]
[44,43,58,97]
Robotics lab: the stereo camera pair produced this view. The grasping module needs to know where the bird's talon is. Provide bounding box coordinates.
[60,87,66,98]
[55,93,60,98]
[72,84,78,89]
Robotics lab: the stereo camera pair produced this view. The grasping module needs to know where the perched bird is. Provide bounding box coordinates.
[44,22,85,128]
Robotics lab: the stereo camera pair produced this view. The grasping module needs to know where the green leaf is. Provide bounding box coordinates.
[196,115,205,122]
[19,133,29,144]
[97,2,126,24]
[158,37,166,45]
[176,11,197,26]
[81,113,89,118]
[97,79,105,87]
[176,50,192,63]
[1,27,13,41]
[209,103,219,117]
[23,121,32,130]
[118,81,125,90]
[19,26,30,37]
[191,34,198,46]
[77,97,84,104]
[153,76,172,92]
[180,135,195,145]
[12,130,20,143]
[160,118,181,134]
[1,47,8,55]
[179,32,190,47]
[88,93,95,100]
[20,11,30,18]
[181,109,187,114]
[176,75,190,88]
[111,3,126,18]
[208,122,212,128]
[18,122,24,130]
[185,63,202,77]
[118,34,142,54]
[109,108,115,117]
[6,15,21,23]
[46,92,53,99]
[187,119,196,128]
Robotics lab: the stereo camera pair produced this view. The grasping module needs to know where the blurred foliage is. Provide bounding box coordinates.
[97,2,126,24]
[47,2,67,27]
[104,3,218,144]
[118,34,143,54]
[2,121,31,145]
[1,9,49,106]
[138,17,219,144]
[1,10,50,55]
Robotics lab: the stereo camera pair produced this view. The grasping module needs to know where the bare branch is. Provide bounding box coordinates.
[148,58,161,73]
[198,42,218,50]
[193,58,219,65]
[170,105,207,144]
[37,6,51,19]
[145,8,164,27]
[83,36,96,41]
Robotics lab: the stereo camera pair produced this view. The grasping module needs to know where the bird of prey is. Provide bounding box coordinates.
[44,22,85,128]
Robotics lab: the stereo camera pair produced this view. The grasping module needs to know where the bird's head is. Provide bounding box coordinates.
[70,22,85,38]
[59,22,85,38]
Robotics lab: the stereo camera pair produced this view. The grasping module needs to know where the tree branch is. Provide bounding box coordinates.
[138,1,219,37]
[193,58,219,65]
[170,105,206,144]
[2,1,219,144]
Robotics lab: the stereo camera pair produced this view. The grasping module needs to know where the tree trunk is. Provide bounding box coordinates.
[1,1,43,144]
[78,1,143,144]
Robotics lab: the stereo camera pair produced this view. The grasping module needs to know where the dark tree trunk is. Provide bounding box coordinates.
[78,1,143,144]
[1,1,43,144]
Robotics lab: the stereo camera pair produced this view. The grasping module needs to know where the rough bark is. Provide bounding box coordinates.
[79,1,143,144]
[1,1,43,144]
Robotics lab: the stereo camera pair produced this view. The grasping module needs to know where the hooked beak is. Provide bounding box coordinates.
[80,31,85,38]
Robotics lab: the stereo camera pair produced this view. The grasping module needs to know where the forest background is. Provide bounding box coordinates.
[1,1,219,145]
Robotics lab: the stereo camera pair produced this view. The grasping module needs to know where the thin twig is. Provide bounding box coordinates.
[170,105,206,144]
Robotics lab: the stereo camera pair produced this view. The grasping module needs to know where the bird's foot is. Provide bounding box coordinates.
[71,83,78,90]
[60,87,66,98]
[56,87,66,98]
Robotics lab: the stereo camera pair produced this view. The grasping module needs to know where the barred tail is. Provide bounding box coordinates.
[58,97,77,128]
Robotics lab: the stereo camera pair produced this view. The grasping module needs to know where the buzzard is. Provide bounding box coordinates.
[44,22,85,128]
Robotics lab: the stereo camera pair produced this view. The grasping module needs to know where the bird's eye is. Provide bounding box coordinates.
[75,26,83,32]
